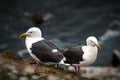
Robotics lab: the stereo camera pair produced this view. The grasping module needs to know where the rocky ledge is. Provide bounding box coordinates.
[0,50,120,80]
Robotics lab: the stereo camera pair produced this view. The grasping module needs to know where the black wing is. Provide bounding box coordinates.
[31,40,63,62]
[62,46,84,64]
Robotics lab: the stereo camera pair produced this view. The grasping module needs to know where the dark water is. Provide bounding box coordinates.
[0,0,120,66]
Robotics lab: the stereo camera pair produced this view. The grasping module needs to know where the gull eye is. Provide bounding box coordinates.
[90,40,93,42]
[29,31,33,33]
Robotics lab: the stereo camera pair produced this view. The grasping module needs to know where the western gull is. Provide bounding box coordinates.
[61,36,101,77]
[19,27,64,65]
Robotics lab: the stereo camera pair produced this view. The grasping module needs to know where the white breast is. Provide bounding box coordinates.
[25,37,44,61]
[77,46,98,66]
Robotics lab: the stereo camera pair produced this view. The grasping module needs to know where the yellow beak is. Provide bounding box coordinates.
[95,44,101,49]
[19,33,28,38]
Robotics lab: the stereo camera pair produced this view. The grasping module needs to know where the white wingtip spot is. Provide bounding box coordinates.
[52,49,58,53]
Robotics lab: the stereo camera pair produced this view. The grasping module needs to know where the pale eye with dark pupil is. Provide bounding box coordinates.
[29,32,33,33]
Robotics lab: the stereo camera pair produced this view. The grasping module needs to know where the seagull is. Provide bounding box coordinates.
[19,27,64,65]
[61,36,101,78]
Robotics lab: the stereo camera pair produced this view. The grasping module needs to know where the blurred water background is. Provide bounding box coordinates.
[0,0,120,66]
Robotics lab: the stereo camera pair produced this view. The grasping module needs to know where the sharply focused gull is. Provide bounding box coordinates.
[19,27,64,65]
[60,36,101,77]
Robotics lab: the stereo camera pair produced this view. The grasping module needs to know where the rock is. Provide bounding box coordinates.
[1,49,120,80]
[111,49,120,67]
[3,64,18,74]
[0,60,3,64]
[81,67,120,80]
[22,66,35,75]
[19,77,29,80]
[21,11,54,26]
[31,75,40,80]
[47,75,59,80]
[7,72,17,80]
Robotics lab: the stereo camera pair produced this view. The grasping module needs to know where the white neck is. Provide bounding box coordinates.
[25,37,44,53]
[81,45,98,66]
[82,45,98,57]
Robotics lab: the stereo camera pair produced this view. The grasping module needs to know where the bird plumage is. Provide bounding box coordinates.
[20,27,64,64]
[31,40,63,63]
[62,46,84,64]
[60,36,100,78]
[61,36,100,66]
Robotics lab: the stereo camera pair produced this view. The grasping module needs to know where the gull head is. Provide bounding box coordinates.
[20,27,42,38]
[86,36,101,49]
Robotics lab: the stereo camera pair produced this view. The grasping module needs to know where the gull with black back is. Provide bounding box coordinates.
[20,27,64,65]
[61,36,101,78]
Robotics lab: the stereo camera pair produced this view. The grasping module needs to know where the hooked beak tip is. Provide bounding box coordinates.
[96,44,101,49]
[19,33,28,38]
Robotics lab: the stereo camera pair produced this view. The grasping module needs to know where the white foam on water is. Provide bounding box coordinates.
[99,29,120,44]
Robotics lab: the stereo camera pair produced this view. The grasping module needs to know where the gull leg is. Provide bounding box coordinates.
[74,66,78,76]
[74,66,80,77]
[74,66,81,80]
[78,66,81,79]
